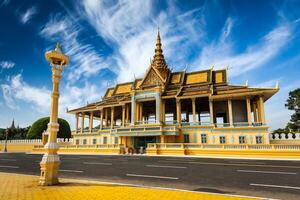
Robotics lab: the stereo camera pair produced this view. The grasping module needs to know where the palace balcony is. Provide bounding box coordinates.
[72,120,267,136]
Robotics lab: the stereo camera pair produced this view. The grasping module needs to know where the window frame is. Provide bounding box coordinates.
[219,136,226,144]
[201,134,207,144]
[256,136,263,144]
[239,136,246,144]
[184,134,190,143]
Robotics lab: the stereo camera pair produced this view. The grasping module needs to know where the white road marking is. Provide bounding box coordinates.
[126,157,140,160]
[126,173,179,180]
[0,165,19,168]
[79,156,98,159]
[230,161,265,165]
[237,170,297,175]
[83,162,112,166]
[104,158,128,161]
[146,165,187,169]
[0,159,16,161]
[250,183,300,190]
[165,158,197,162]
[59,169,83,173]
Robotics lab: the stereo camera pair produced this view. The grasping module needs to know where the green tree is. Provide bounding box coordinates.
[27,117,71,139]
[285,88,300,132]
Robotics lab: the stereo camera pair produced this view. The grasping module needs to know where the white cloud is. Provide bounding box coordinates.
[1,0,10,7]
[0,61,15,69]
[40,16,107,82]
[20,6,38,24]
[1,74,50,111]
[192,22,292,77]
[80,0,204,82]
[1,73,106,127]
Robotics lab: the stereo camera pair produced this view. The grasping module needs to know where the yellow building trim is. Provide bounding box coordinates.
[186,72,208,84]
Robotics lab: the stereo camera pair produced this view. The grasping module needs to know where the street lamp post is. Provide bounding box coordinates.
[39,43,69,186]
[3,128,8,152]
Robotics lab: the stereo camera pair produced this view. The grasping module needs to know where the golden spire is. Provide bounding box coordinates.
[153,28,167,71]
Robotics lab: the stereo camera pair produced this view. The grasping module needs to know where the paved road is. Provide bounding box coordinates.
[0,153,300,200]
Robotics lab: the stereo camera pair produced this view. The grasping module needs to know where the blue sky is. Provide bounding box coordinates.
[0,0,300,130]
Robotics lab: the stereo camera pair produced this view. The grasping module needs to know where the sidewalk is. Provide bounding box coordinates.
[0,172,261,200]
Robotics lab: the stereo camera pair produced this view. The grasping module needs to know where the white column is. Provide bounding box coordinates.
[131,95,135,125]
[100,109,103,129]
[155,92,161,123]
[81,112,85,133]
[228,99,233,127]
[209,100,214,124]
[111,107,114,129]
[246,97,251,125]
[176,99,181,124]
[89,111,94,131]
[259,96,266,124]
[122,105,126,127]
[192,98,196,124]
[75,113,79,131]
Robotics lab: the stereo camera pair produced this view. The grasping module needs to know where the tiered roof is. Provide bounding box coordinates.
[68,31,278,114]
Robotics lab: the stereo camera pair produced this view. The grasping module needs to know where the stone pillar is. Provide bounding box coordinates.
[155,89,161,124]
[131,95,135,125]
[89,111,94,131]
[81,112,85,133]
[105,108,108,127]
[75,113,79,131]
[100,109,103,129]
[160,135,165,143]
[136,102,140,122]
[176,99,181,124]
[122,105,126,127]
[192,98,196,124]
[111,107,114,129]
[209,100,214,124]
[126,104,129,124]
[139,103,143,122]
[258,96,266,124]
[246,97,251,125]
[253,102,258,122]
[228,99,233,127]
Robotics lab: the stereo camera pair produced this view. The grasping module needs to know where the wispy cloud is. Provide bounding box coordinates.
[20,6,37,24]
[1,0,9,7]
[0,61,15,69]
[1,73,106,125]
[80,0,204,82]
[40,16,107,82]
[192,21,292,77]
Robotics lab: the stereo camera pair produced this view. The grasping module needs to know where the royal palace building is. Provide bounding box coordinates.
[68,31,278,152]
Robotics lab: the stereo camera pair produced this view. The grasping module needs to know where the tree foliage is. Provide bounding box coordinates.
[273,88,300,133]
[27,117,71,139]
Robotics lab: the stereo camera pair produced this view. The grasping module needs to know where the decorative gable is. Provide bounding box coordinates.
[140,67,164,89]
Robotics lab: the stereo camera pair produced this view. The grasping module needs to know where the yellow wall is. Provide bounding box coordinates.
[1,144,37,152]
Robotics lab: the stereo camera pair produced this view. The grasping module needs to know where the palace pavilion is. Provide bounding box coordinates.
[68,31,278,152]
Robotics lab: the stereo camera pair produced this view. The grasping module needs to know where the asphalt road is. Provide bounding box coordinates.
[0,153,300,200]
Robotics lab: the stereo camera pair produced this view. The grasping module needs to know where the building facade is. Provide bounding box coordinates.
[68,31,278,151]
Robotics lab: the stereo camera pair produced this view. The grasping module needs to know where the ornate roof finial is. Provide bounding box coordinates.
[55,42,62,54]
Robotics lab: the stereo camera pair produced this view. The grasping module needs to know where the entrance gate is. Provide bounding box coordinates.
[133,136,157,152]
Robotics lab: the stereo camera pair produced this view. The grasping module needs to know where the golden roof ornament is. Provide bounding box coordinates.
[151,28,170,80]
[45,42,69,66]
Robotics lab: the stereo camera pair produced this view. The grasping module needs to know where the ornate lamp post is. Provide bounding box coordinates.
[3,128,8,152]
[39,43,69,186]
